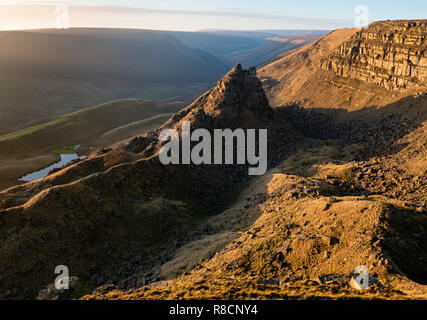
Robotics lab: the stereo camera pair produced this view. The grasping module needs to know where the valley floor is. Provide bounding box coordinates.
[83,134,427,300]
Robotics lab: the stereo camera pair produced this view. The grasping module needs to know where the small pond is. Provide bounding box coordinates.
[19,146,84,182]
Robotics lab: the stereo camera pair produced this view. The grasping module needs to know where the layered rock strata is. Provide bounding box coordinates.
[322,20,427,91]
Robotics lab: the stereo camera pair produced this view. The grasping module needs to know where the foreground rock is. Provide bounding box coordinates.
[0,65,301,299]
[82,169,427,300]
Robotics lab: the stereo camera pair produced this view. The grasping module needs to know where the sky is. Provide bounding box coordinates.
[0,0,425,31]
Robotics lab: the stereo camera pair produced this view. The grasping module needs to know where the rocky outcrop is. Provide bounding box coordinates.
[162,63,275,131]
[127,63,300,172]
[0,65,302,299]
[322,20,427,91]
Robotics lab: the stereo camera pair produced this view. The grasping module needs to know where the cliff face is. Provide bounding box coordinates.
[322,20,427,91]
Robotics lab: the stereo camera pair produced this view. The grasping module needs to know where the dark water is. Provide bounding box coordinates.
[19,153,82,182]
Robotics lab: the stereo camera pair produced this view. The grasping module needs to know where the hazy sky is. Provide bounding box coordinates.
[0,0,425,31]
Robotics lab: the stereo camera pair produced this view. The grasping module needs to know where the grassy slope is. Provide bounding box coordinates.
[225,34,323,68]
[100,114,173,146]
[0,74,140,134]
[0,29,325,134]
[258,28,427,111]
[0,99,182,184]
[83,141,427,300]
[0,29,229,133]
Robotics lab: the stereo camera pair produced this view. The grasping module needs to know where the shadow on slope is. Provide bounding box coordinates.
[0,65,303,299]
[276,93,427,159]
[83,161,427,300]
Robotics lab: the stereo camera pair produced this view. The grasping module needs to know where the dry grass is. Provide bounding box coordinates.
[258,28,416,111]
[0,99,182,188]
[83,138,427,300]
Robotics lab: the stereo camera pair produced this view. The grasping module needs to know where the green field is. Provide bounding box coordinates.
[0,99,183,187]
[51,145,78,154]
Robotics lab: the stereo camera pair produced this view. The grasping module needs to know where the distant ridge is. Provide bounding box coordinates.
[0,28,229,133]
